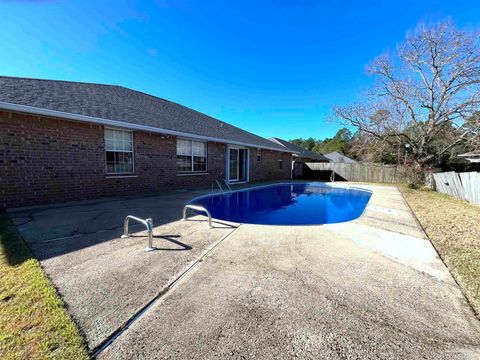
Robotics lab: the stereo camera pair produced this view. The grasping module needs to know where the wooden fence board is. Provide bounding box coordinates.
[459,172,480,205]
[304,162,409,184]
[433,171,480,205]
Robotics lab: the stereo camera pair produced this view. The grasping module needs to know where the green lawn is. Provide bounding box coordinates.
[400,186,480,316]
[0,213,88,360]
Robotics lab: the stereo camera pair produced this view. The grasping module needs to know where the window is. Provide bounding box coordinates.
[256,148,262,162]
[176,138,207,173]
[279,159,283,169]
[105,128,134,174]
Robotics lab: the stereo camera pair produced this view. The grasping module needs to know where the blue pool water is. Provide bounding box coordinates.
[189,183,371,225]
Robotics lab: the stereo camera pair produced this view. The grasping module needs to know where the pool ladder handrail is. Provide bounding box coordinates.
[213,179,232,194]
[121,215,155,252]
[182,204,213,228]
[215,179,225,193]
[223,179,232,192]
[330,165,335,182]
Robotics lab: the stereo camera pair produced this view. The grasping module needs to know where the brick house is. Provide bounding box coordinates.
[0,77,294,209]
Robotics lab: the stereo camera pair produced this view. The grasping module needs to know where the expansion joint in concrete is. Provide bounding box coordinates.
[91,225,241,358]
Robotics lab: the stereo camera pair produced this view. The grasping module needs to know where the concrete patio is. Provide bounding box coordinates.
[8,182,480,359]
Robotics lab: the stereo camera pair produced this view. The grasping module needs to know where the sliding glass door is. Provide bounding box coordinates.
[229,148,239,181]
[228,147,248,182]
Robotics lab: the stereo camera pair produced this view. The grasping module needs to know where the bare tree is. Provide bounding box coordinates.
[349,132,395,163]
[334,20,480,169]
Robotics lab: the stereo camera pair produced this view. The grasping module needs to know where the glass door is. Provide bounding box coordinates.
[229,148,239,181]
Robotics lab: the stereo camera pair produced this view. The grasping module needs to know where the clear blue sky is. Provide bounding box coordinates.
[1,1,479,140]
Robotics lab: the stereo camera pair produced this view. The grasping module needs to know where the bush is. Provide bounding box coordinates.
[407,182,419,189]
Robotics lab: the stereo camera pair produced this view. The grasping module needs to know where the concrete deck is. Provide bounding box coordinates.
[9,182,480,359]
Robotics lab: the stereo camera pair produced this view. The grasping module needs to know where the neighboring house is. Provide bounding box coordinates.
[269,138,330,162]
[324,151,357,164]
[458,151,480,163]
[0,77,293,209]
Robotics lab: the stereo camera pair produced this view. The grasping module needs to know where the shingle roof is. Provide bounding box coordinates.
[325,151,357,163]
[269,138,330,162]
[0,76,290,152]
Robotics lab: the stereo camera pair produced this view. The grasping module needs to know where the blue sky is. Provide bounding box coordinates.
[1,1,479,140]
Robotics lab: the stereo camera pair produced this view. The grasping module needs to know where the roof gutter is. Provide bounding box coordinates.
[0,101,294,153]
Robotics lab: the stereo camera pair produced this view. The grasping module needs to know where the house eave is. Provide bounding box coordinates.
[0,101,294,153]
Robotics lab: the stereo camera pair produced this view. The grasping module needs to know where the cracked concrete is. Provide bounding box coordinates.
[9,188,237,350]
[99,224,480,359]
[8,182,480,359]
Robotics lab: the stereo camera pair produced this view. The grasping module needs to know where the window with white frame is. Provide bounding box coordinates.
[256,148,262,162]
[176,138,207,173]
[104,128,134,174]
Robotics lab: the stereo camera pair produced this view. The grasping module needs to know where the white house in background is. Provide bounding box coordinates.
[458,151,480,163]
[324,151,357,164]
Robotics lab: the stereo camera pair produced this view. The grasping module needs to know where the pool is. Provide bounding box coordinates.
[188,183,372,225]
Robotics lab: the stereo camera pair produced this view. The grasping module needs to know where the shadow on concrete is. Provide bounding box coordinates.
[26,224,194,261]
[129,234,192,251]
[7,185,245,262]
[9,194,196,261]
[185,218,238,229]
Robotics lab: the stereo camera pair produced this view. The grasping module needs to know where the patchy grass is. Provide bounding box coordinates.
[399,186,480,315]
[0,213,88,360]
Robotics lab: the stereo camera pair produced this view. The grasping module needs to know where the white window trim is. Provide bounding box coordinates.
[176,137,208,173]
[105,127,135,175]
[256,148,262,162]
[105,175,138,179]
[176,172,210,177]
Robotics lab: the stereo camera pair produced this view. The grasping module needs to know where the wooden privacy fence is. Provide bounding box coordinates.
[303,162,410,184]
[433,171,480,205]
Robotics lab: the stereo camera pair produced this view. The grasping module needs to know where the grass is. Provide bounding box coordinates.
[0,213,88,360]
[399,186,480,315]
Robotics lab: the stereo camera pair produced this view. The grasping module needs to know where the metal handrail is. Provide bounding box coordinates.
[223,179,232,192]
[215,179,224,193]
[330,166,335,182]
[121,215,155,252]
[182,204,213,228]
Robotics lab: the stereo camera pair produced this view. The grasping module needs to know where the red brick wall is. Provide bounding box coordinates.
[1,111,291,209]
[249,148,292,182]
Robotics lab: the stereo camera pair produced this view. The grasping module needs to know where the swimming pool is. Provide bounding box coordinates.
[188,183,371,225]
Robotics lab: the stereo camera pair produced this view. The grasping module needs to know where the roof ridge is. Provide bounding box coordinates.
[0,75,124,88]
